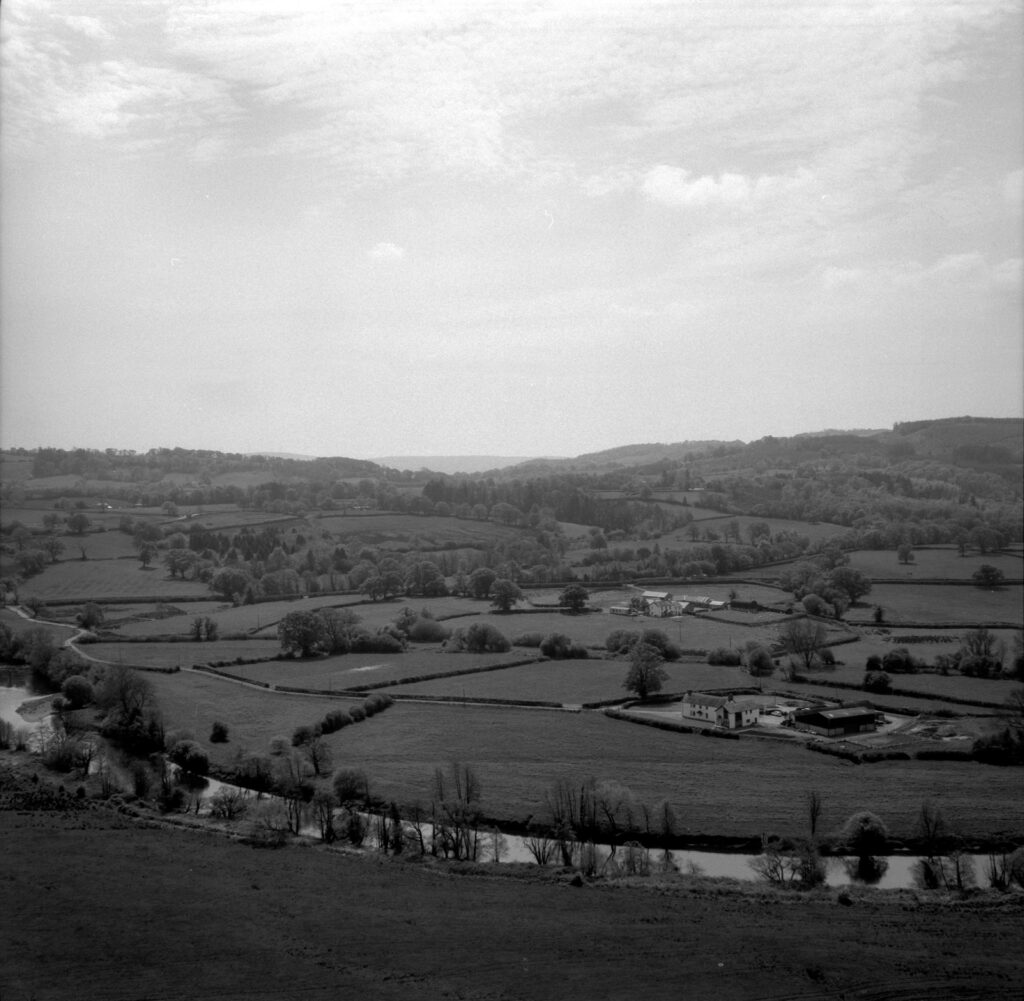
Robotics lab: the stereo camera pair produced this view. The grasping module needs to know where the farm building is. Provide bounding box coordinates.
[625,588,685,617]
[788,706,879,738]
[679,594,729,611]
[681,692,760,730]
[609,605,636,616]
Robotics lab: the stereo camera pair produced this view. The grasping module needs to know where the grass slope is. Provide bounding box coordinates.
[3,804,1021,1001]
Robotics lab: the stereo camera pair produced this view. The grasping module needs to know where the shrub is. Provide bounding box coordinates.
[61,675,93,709]
[291,724,319,746]
[511,631,544,648]
[460,623,510,653]
[349,629,405,654]
[882,647,917,674]
[348,704,366,723]
[269,736,290,756]
[802,594,831,617]
[605,629,640,655]
[209,721,229,743]
[407,616,449,643]
[169,739,209,776]
[320,709,352,733]
[707,647,741,666]
[540,633,571,658]
[864,670,892,694]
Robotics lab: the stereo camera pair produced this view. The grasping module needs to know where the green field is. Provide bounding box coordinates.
[18,560,210,601]
[320,701,1024,840]
[846,547,1023,580]
[847,582,1023,624]
[136,666,1024,842]
[225,648,536,690]
[385,658,747,704]
[83,639,282,669]
[148,669,370,755]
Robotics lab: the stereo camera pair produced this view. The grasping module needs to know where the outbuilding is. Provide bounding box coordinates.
[788,706,878,737]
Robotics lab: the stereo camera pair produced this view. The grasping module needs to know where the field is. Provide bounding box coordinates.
[16,560,210,602]
[847,582,1023,624]
[846,547,1023,580]
[136,668,1024,842]
[4,800,1022,1001]
[83,639,282,670]
[385,658,747,704]
[224,649,539,690]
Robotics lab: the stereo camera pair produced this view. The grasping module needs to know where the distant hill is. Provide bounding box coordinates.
[794,428,886,439]
[373,456,546,475]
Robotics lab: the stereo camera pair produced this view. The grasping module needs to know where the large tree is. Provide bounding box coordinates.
[490,578,523,613]
[622,642,668,700]
[972,564,1005,589]
[779,618,828,672]
[278,610,325,657]
[559,584,589,614]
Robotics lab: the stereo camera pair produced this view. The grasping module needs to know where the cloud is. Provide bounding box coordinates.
[642,166,751,208]
[368,242,405,261]
[1005,168,1023,215]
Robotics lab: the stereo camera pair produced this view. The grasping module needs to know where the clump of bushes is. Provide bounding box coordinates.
[605,629,680,661]
[539,633,588,659]
[511,631,544,648]
[446,623,510,653]
[863,670,892,694]
[209,720,229,743]
[349,629,405,654]
[707,647,741,666]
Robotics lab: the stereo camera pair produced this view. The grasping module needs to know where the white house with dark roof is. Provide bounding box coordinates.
[681,691,760,730]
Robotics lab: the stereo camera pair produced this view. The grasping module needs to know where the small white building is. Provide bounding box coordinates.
[681,691,760,730]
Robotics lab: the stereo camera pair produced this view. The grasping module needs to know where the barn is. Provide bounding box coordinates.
[789,706,879,737]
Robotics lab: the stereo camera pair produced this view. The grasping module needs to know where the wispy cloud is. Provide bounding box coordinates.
[368,242,405,261]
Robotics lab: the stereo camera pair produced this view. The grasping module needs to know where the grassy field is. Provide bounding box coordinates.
[116,594,365,637]
[314,513,521,547]
[321,702,1024,840]
[384,658,748,704]
[139,669,1024,841]
[656,514,849,546]
[4,799,1021,1001]
[82,639,282,669]
[18,560,210,601]
[791,657,1018,706]
[847,547,1023,580]
[148,669,371,755]
[224,648,536,690]
[848,582,1023,624]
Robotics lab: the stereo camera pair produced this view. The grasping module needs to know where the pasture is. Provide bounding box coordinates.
[148,669,369,758]
[846,547,1023,580]
[792,655,1018,706]
[117,594,365,638]
[314,513,521,548]
[321,701,1024,840]
[17,560,210,601]
[81,639,282,670]
[384,658,748,704]
[224,649,536,690]
[848,582,1023,624]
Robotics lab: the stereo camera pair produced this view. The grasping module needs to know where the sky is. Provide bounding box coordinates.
[1,0,1021,460]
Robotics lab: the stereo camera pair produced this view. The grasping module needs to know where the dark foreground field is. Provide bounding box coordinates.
[1,795,1022,1001]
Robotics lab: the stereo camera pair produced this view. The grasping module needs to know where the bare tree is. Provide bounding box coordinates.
[779,619,828,673]
[805,790,823,839]
[432,762,482,861]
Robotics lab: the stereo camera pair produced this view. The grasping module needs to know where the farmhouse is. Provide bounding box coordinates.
[681,692,760,730]
[788,706,879,738]
[625,588,685,617]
